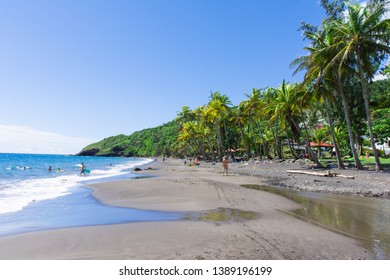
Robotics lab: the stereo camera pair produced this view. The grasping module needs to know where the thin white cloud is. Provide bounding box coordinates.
[0,124,94,154]
[385,4,390,19]
[359,0,390,19]
[374,58,389,80]
[373,71,389,81]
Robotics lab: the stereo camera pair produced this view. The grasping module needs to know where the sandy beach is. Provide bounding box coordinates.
[1,158,387,260]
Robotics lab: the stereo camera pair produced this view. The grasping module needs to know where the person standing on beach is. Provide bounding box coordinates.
[222,156,229,176]
[80,163,86,175]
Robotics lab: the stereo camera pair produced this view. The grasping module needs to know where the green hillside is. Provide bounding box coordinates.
[77,120,180,157]
[77,77,389,163]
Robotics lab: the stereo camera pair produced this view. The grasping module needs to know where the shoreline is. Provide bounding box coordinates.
[0,158,380,259]
[217,159,390,198]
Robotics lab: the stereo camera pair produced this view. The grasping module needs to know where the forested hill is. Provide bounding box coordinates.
[77,120,180,157]
[78,78,389,160]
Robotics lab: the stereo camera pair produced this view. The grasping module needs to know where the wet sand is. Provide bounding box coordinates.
[0,159,377,260]
[225,159,390,198]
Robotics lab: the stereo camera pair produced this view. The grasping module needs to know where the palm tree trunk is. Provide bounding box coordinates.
[215,122,222,161]
[223,120,231,157]
[250,124,260,158]
[270,126,277,158]
[195,138,207,159]
[238,121,250,160]
[288,113,323,167]
[271,124,282,159]
[337,77,364,170]
[299,108,313,153]
[186,142,196,158]
[207,136,216,161]
[298,108,323,161]
[323,96,345,169]
[285,127,297,158]
[355,131,363,156]
[189,139,200,157]
[255,121,270,159]
[356,51,383,171]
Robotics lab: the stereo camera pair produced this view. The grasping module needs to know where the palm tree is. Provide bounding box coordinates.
[292,21,360,169]
[213,92,233,156]
[177,106,209,159]
[208,91,231,160]
[262,88,283,158]
[178,122,197,156]
[269,80,323,167]
[244,88,271,159]
[201,105,220,160]
[193,106,211,159]
[176,106,197,156]
[176,106,194,124]
[313,128,329,158]
[230,102,251,159]
[329,1,390,171]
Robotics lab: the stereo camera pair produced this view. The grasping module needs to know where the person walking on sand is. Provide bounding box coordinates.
[222,156,229,176]
[80,163,86,175]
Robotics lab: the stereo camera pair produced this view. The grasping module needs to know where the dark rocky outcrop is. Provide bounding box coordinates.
[76,148,100,156]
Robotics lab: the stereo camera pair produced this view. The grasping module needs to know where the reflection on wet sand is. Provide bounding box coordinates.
[182,207,260,225]
[241,184,390,260]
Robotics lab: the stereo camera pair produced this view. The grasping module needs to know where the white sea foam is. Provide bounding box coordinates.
[0,158,153,215]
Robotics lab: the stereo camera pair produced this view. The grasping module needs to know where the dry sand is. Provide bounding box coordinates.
[0,159,378,260]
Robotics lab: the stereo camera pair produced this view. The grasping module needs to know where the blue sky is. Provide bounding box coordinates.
[0,0,328,154]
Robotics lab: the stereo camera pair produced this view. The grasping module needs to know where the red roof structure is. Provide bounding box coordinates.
[304,141,334,147]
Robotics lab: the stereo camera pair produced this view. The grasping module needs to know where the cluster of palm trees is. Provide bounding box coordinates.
[176,0,389,171]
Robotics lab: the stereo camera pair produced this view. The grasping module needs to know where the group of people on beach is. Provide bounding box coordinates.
[185,155,230,176]
[47,163,87,175]
[47,166,62,172]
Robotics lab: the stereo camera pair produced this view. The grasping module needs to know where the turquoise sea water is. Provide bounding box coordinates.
[0,153,180,236]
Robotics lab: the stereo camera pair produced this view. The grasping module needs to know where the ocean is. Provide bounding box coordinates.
[0,153,179,236]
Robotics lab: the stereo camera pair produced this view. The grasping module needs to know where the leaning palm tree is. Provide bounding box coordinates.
[292,21,361,169]
[268,81,323,167]
[329,1,390,171]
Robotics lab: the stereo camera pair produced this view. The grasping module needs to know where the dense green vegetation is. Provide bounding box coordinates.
[78,121,180,157]
[348,156,390,168]
[79,0,389,171]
